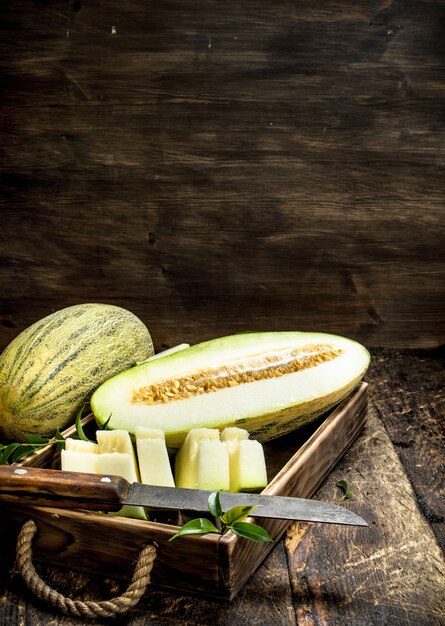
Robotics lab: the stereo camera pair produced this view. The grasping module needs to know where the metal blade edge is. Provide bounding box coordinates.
[124,484,367,526]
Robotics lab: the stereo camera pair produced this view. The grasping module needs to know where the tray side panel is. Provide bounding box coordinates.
[0,504,221,596]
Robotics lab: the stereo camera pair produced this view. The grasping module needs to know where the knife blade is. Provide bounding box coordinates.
[0,465,367,526]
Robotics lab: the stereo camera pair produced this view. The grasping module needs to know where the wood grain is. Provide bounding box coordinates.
[0,542,296,626]
[0,0,444,621]
[219,383,367,598]
[0,0,444,350]
[367,347,445,551]
[286,409,445,625]
[285,350,445,626]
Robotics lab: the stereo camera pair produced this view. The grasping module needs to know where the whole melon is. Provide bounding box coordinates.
[0,303,154,442]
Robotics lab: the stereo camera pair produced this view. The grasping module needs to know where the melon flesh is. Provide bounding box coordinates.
[135,427,175,488]
[61,438,99,474]
[91,332,370,450]
[96,430,147,520]
[221,428,268,492]
[196,439,230,492]
[174,428,220,489]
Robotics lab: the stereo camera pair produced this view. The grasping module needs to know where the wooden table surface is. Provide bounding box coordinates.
[0,347,443,625]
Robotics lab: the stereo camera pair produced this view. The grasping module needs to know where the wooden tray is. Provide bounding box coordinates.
[0,382,368,600]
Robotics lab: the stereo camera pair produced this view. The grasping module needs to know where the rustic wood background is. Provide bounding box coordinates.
[0,0,444,352]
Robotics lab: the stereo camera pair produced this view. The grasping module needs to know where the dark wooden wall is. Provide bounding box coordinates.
[1,0,444,351]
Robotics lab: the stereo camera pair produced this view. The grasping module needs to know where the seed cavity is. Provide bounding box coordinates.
[131,343,342,406]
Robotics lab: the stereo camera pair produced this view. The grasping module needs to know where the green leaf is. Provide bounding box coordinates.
[230,521,273,543]
[25,435,50,444]
[54,429,66,449]
[221,505,257,526]
[335,479,353,502]
[10,445,38,464]
[169,518,221,541]
[170,494,273,545]
[75,406,93,443]
[0,443,21,465]
[208,491,223,518]
[0,430,67,465]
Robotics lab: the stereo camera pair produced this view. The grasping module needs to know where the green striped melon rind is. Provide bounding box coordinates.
[0,303,154,442]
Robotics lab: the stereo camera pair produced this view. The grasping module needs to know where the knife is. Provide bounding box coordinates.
[0,465,367,526]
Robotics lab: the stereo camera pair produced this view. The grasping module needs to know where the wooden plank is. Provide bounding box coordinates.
[0,0,444,350]
[367,347,445,551]
[285,399,445,625]
[0,504,222,594]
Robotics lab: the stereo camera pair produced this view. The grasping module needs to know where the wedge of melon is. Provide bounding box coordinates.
[91,332,370,450]
[174,428,220,488]
[136,343,190,365]
[61,438,99,474]
[135,427,175,487]
[174,428,230,491]
[221,427,268,492]
[96,430,147,520]
[196,439,230,492]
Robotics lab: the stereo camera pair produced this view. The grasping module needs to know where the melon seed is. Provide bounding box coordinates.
[131,343,342,406]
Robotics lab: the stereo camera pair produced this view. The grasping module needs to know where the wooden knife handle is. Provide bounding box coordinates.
[0,465,129,511]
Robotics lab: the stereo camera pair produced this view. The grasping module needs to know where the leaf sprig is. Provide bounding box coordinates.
[335,479,353,502]
[75,406,95,442]
[169,491,273,543]
[0,430,65,465]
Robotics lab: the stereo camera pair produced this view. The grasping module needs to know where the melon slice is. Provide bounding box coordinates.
[61,438,99,474]
[136,343,190,365]
[196,439,230,492]
[91,332,370,450]
[135,427,175,487]
[174,428,220,488]
[221,427,268,492]
[175,427,265,492]
[65,438,99,454]
[174,428,230,491]
[96,430,147,520]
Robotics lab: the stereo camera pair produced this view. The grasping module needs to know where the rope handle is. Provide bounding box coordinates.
[15,519,157,618]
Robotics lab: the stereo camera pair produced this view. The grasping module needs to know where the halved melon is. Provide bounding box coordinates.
[91,332,370,450]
